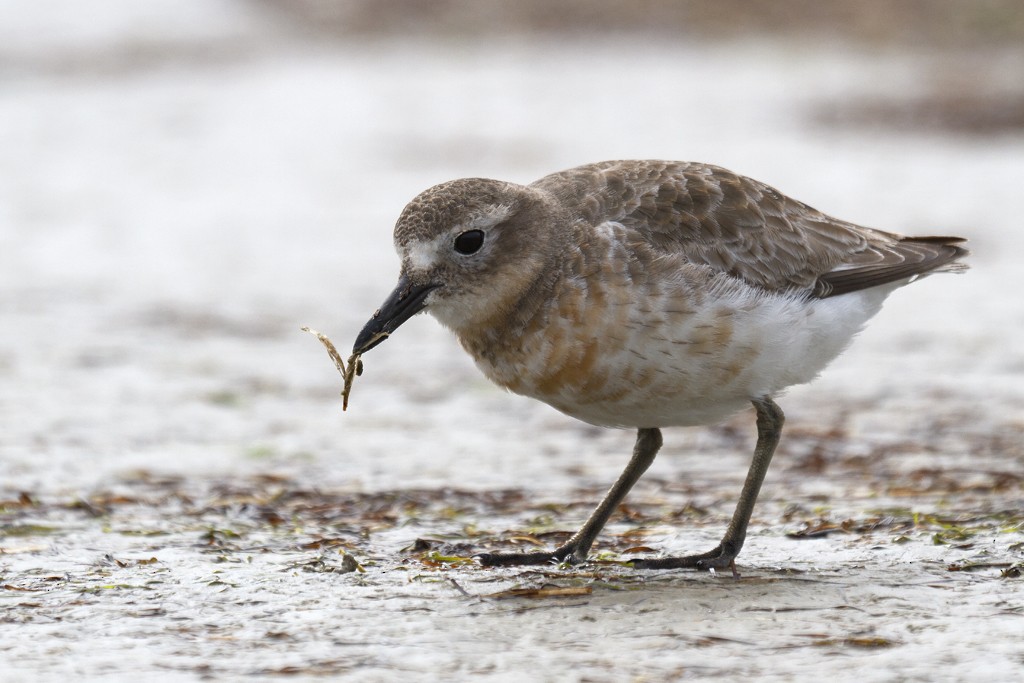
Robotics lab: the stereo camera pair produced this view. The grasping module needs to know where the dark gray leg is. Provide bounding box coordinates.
[477,428,663,566]
[632,397,784,575]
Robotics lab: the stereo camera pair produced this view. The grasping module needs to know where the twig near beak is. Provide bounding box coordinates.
[302,326,369,411]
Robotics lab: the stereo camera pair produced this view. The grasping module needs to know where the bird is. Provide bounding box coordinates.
[351,160,968,572]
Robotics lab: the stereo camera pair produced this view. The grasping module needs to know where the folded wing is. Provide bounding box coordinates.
[533,160,969,298]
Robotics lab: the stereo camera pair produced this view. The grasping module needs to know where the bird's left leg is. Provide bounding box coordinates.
[477,427,662,566]
[632,397,784,575]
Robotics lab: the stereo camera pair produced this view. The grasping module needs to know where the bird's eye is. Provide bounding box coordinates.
[453,230,485,255]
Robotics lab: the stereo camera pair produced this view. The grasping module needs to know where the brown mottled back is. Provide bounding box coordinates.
[532,160,967,297]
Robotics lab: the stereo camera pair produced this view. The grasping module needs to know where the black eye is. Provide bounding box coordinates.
[453,229,485,255]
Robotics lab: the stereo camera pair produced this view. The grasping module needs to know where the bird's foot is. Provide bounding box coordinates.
[630,543,742,578]
[476,543,583,567]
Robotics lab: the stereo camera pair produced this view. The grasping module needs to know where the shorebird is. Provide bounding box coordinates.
[352,160,968,571]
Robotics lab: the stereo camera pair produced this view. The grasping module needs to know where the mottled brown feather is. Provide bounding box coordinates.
[531,161,969,298]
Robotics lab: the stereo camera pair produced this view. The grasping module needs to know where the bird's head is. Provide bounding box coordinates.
[352,178,564,354]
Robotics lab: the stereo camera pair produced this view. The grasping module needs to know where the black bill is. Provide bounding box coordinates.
[353,276,440,354]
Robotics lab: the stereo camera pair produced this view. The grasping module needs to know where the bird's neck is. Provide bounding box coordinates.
[454,236,575,391]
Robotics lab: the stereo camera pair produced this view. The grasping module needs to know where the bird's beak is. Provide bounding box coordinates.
[353,275,440,354]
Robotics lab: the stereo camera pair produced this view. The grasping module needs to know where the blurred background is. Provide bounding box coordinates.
[1,0,1022,494]
[2,3,1023,680]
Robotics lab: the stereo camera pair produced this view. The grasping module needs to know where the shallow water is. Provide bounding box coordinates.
[2,2,1023,681]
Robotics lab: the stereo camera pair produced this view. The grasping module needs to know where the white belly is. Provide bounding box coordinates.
[495,278,898,429]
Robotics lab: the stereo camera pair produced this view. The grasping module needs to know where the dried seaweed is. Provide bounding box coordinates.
[484,585,593,600]
[301,326,363,410]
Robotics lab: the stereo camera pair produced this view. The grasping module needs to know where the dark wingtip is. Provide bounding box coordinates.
[814,236,969,299]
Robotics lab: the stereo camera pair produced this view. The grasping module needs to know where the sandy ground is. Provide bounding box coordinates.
[1,2,1023,681]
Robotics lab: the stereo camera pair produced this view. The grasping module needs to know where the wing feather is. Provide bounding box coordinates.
[532,161,968,297]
